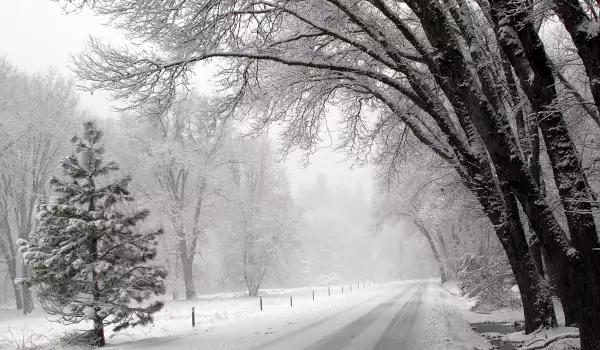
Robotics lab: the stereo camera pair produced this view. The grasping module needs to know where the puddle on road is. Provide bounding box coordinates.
[471,322,524,350]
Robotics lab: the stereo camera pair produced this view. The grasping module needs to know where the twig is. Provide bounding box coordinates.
[520,332,579,350]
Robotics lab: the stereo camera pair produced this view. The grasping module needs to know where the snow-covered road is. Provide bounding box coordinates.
[114,280,435,350]
[258,281,426,350]
[0,280,490,349]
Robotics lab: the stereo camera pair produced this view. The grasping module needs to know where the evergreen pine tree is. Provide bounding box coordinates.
[18,121,167,347]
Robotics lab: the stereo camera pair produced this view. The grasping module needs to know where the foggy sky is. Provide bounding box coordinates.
[0,0,374,201]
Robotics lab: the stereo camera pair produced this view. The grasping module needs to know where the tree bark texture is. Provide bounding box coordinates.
[491,2,600,348]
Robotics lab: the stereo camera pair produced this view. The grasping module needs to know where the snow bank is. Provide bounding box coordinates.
[442,280,524,324]
[505,326,579,349]
[420,282,491,350]
[442,280,581,349]
[442,280,461,296]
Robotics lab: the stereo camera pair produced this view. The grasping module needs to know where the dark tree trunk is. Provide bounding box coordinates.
[88,186,105,347]
[542,248,580,327]
[490,3,600,348]
[498,187,557,333]
[404,0,557,331]
[92,318,105,347]
[177,227,197,300]
[529,232,545,277]
[457,161,557,332]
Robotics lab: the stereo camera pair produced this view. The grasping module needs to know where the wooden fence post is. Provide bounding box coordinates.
[260,296,263,311]
[192,307,195,328]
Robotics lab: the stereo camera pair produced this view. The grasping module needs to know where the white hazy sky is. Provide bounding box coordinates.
[0,0,374,200]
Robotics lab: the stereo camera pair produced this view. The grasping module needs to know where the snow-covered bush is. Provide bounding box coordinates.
[458,253,520,312]
[18,122,168,347]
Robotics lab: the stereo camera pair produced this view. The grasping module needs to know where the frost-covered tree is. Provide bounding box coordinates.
[116,93,233,300]
[0,58,80,313]
[18,122,167,347]
[56,0,600,345]
[225,138,299,296]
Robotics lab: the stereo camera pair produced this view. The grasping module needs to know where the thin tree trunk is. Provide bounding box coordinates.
[0,238,22,311]
[414,219,448,284]
[92,318,105,347]
[0,212,21,310]
[8,261,22,310]
[22,258,33,314]
[88,181,105,347]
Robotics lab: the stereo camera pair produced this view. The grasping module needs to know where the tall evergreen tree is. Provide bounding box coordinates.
[18,121,167,347]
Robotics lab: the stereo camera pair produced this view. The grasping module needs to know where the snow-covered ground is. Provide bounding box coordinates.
[441,281,581,350]
[420,281,490,350]
[11,280,571,349]
[0,282,399,349]
[0,280,493,349]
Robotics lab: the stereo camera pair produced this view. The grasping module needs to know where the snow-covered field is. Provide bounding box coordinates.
[4,280,577,350]
[0,282,395,349]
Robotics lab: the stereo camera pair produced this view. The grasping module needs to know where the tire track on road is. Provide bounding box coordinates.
[303,283,421,350]
[250,284,416,350]
[372,282,427,350]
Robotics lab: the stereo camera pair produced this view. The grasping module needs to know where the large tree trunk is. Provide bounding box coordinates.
[457,161,557,332]
[490,3,600,348]
[413,0,597,340]
[498,185,557,333]
[542,248,580,327]
[248,285,259,297]
[177,234,197,301]
[180,255,197,301]
[528,232,545,277]
[404,0,556,331]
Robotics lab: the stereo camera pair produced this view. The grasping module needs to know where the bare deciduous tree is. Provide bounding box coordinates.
[226,138,299,296]
[0,59,80,313]
[57,0,600,345]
